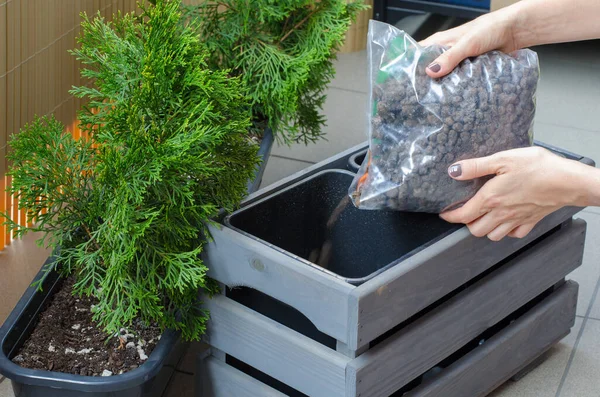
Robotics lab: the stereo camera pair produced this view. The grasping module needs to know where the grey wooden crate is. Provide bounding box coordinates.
[200,219,585,397]
[198,280,578,397]
[204,167,587,353]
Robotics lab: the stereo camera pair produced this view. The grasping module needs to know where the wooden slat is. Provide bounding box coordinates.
[349,205,583,350]
[204,222,355,344]
[203,293,350,397]
[4,176,11,245]
[198,356,287,397]
[408,281,578,397]
[346,218,586,397]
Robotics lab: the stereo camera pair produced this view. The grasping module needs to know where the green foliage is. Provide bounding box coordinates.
[182,0,369,145]
[4,0,260,341]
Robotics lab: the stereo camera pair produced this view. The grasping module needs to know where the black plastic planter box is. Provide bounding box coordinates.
[0,257,184,397]
[228,169,460,285]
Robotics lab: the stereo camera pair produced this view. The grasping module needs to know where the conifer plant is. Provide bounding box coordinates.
[182,0,369,145]
[4,0,260,341]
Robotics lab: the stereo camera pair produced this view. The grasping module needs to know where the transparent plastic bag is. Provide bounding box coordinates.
[349,20,540,213]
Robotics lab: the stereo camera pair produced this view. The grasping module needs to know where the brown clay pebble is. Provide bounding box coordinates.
[351,31,539,213]
[11,276,161,376]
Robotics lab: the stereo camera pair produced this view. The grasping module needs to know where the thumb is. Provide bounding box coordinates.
[426,41,473,78]
[448,156,499,181]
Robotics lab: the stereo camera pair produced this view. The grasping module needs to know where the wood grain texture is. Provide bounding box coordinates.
[202,293,350,397]
[203,222,354,343]
[197,356,287,397]
[407,281,578,397]
[349,206,582,350]
[346,218,586,397]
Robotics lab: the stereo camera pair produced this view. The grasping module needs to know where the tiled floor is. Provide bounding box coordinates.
[1,22,600,397]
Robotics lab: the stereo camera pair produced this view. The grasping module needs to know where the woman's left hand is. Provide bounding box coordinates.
[441,146,598,241]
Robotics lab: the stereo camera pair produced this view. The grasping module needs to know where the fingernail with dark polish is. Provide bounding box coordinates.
[428,63,441,73]
[449,164,462,177]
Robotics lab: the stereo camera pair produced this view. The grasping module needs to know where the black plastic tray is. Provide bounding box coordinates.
[226,169,459,285]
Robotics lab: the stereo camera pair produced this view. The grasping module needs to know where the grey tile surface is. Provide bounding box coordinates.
[534,54,600,133]
[259,155,314,189]
[534,41,600,70]
[558,318,600,397]
[569,211,600,317]
[329,50,368,94]
[534,122,600,163]
[489,316,583,397]
[271,87,369,163]
[0,378,13,397]
[163,372,194,397]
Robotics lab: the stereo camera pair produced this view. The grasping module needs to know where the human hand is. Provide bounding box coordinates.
[440,146,596,241]
[419,8,521,78]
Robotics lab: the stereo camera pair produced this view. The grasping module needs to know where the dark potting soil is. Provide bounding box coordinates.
[11,276,161,377]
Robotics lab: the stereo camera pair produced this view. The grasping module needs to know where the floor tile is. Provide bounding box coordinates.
[163,372,194,397]
[533,41,600,70]
[176,342,209,374]
[568,211,600,317]
[330,50,368,94]
[488,316,583,397]
[271,88,369,163]
[534,122,600,164]
[534,56,600,133]
[259,156,313,189]
[558,317,600,397]
[0,378,14,397]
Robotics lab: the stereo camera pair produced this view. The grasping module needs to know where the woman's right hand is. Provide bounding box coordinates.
[419,8,522,78]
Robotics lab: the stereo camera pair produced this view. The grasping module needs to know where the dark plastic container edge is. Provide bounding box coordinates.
[246,128,275,194]
[0,255,180,393]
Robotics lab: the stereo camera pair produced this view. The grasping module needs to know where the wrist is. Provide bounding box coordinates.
[566,160,600,208]
[506,1,537,49]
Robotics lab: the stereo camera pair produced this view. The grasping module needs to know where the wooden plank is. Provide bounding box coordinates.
[203,293,350,397]
[204,222,354,344]
[346,219,586,397]
[0,2,6,78]
[198,356,287,397]
[349,205,582,350]
[407,281,578,397]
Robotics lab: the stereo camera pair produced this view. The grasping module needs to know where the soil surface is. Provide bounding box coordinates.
[12,276,161,377]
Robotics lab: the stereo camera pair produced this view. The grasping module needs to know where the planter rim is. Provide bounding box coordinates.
[0,254,180,392]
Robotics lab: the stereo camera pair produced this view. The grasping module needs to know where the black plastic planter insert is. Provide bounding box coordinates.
[226,169,460,285]
[0,256,183,397]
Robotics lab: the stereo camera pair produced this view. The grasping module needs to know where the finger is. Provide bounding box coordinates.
[425,40,477,78]
[440,193,489,225]
[487,222,519,242]
[508,222,537,239]
[448,155,500,181]
[466,212,503,238]
[419,31,458,48]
